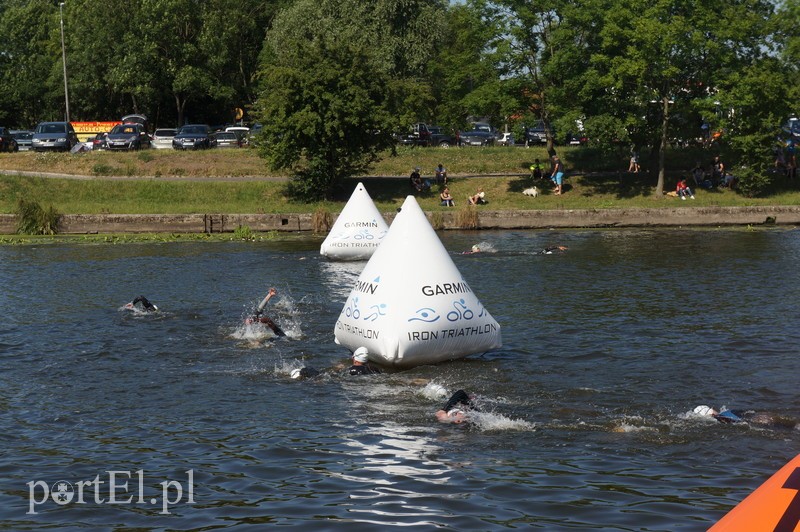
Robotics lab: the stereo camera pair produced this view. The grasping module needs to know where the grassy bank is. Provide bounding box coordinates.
[2,145,799,214]
[0,143,698,178]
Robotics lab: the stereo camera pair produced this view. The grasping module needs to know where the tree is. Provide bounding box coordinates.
[590,0,777,195]
[0,1,62,126]
[478,0,605,156]
[255,0,444,200]
[429,2,508,130]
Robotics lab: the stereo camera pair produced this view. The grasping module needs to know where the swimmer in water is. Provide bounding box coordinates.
[435,389,477,424]
[245,287,286,337]
[542,245,568,254]
[290,367,321,380]
[124,295,158,312]
[348,346,383,375]
[289,347,383,380]
[693,405,797,429]
[463,244,481,254]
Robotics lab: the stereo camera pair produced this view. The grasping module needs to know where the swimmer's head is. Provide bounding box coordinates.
[353,346,369,363]
[471,245,480,252]
[694,405,716,417]
[447,408,467,423]
[435,407,467,424]
[290,368,302,380]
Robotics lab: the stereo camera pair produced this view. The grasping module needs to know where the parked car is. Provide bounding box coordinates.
[151,128,177,149]
[172,124,214,150]
[213,131,241,148]
[90,132,107,151]
[121,114,149,132]
[105,123,150,151]
[10,130,32,151]
[225,126,250,146]
[427,125,456,148]
[458,122,499,146]
[567,133,588,146]
[498,132,515,146]
[396,123,432,146]
[31,121,78,152]
[523,121,551,145]
[0,127,19,152]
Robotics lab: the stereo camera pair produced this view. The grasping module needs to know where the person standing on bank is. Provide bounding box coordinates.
[551,155,565,195]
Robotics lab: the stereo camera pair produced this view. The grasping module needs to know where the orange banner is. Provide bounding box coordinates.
[71,121,121,134]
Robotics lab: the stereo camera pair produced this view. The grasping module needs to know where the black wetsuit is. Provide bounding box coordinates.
[252,314,286,337]
[443,390,475,411]
[348,364,382,376]
[297,367,320,379]
[131,295,157,312]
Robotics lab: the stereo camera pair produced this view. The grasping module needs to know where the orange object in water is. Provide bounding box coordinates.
[710,454,800,531]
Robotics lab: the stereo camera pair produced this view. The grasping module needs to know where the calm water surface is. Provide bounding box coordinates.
[1,228,799,530]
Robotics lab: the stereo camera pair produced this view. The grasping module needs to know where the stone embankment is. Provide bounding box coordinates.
[1,206,799,234]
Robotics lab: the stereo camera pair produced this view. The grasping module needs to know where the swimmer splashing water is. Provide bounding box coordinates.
[124,295,158,312]
[245,287,286,337]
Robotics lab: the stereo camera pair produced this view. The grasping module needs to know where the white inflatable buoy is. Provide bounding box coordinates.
[320,182,389,261]
[333,195,502,368]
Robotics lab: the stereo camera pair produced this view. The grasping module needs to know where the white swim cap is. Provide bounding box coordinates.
[694,405,714,416]
[353,347,369,363]
[472,245,480,252]
[290,368,302,379]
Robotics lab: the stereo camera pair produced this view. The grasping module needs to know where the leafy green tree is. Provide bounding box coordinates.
[255,0,444,200]
[713,58,793,196]
[0,1,62,126]
[475,0,606,155]
[590,0,778,195]
[429,2,508,130]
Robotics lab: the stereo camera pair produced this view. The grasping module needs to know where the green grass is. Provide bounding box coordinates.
[1,144,799,214]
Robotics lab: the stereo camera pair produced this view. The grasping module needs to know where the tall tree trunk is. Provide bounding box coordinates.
[175,94,187,127]
[656,96,670,196]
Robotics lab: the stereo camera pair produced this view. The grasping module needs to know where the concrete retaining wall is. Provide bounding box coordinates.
[1,206,798,235]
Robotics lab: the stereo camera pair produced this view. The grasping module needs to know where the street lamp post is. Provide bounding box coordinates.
[59,2,71,123]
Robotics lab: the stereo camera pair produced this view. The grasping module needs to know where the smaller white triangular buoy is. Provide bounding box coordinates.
[320,182,389,261]
[334,195,502,368]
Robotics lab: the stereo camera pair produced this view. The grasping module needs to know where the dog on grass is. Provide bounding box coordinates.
[523,186,539,197]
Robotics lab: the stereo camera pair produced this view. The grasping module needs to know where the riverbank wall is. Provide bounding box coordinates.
[1,205,799,234]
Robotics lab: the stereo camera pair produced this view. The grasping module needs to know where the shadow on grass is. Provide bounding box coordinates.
[339,176,432,204]
[574,171,655,199]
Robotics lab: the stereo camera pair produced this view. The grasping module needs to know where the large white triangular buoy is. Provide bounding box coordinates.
[334,195,502,368]
[320,182,389,261]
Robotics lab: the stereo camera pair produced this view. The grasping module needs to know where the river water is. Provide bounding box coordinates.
[1,228,799,530]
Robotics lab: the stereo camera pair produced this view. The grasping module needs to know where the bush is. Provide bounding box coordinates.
[454,205,478,229]
[233,225,255,241]
[735,168,772,197]
[16,199,60,235]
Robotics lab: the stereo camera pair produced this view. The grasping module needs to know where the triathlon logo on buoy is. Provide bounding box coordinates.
[51,481,74,505]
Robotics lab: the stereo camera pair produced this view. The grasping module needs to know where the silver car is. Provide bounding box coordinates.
[152,128,177,149]
[31,122,78,152]
[213,131,241,148]
[10,130,33,151]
